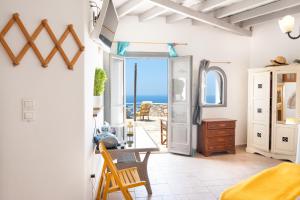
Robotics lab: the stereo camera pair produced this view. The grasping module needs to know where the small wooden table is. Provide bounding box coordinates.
[198,118,236,156]
[96,127,159,194]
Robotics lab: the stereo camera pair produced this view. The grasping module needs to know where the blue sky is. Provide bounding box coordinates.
[126,58,168,97]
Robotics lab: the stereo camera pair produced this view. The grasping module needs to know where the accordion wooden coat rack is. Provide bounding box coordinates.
[0,13,84,70]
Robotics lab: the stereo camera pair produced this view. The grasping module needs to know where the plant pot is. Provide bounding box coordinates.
[93,96,103,117]
[93,107,102,117]
[94,96,102,109]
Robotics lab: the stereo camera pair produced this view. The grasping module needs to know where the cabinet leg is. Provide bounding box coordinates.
[228,149,236,154]
[203,152,210,157]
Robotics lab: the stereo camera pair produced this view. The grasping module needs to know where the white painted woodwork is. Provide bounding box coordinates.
[104,54,126,140]
[297,127,300,163]
[139,0,187,22]
[199,0,233,12]
[247,65,300,162]
[215,0,277,19]
[166,13,187,23]
[166,2,202,24]
[139,6,168,22]
[230,0,300,24]
[117,0,146,18]
[166,0,231,24]
[147,0,252,36]
[168,56,193,155]
[242,5,300,27]
[273,124,298,155]
[248,71,271,151]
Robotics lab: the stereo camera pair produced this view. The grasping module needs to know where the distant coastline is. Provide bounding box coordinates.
[126,95,168,104]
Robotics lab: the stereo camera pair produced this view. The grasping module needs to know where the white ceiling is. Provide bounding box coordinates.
[111,0,300,36]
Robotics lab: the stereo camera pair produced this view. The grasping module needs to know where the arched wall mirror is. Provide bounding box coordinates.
[202,66,227,107]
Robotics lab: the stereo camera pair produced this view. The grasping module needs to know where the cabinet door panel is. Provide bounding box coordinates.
[253,123,269,151]
[253,74,269,98]
[274,126,297,155]
[249,71,271,151]
[253,100,268,122]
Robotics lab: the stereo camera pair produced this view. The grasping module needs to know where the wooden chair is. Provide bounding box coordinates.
[160,119,168,146]
[97,143,146,200]
[137,103,152,120]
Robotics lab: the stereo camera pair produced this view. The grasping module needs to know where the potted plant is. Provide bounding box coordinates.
[94,68,107,114]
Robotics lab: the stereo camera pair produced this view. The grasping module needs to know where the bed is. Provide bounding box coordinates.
[220,162,300,200]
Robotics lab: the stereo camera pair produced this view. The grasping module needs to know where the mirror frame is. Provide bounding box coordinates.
[202,66,227,108]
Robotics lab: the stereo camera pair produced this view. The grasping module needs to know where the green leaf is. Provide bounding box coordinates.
[94,68,107,96]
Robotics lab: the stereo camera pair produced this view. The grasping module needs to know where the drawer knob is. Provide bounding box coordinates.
[258,84,263,88]
[257,132,262,138]
[257,108,262,113]
[282,137,288,142]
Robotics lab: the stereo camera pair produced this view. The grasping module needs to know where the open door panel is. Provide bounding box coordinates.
[168,56,193,155]
[104,54,125,141]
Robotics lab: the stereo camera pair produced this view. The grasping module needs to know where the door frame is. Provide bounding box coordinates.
[123,51,170,118]
[121,52,193,155]
[124,52,170,152]
[104,53,126,141]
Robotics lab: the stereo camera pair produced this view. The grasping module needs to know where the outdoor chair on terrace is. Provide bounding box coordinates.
[137,102,152,120]
[160,119,168,146]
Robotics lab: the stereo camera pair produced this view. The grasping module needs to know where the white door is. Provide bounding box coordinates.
[249,71,271,151]
[104,54,125,141]
[168,56,192,155]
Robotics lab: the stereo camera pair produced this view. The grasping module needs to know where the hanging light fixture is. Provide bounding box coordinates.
[279,15,300,39]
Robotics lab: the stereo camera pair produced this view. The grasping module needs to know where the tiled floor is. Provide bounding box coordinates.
[108,147,283,200]
[127,117,168,152]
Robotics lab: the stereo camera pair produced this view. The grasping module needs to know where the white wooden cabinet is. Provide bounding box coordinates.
[247,65,300,162]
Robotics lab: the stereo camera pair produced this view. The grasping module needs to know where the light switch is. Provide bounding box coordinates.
[23,100,35,110]
[23,111,35,121]
[22,99,35,122]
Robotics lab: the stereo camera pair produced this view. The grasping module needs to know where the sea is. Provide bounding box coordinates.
[125,95,216,118]
[126,95,215,104]
[126,95,168,104]
[126,95,167,118]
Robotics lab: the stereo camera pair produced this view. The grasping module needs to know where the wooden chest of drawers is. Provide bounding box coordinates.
[197,118,236,156]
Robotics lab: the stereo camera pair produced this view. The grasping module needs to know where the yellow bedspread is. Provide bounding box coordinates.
[220,162,300,200]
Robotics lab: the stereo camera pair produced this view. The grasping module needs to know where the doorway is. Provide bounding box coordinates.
[125,57,168,152]
[105,54,193,155]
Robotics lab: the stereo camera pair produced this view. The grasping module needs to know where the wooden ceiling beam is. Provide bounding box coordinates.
[242,5,300,27]
[147,0,252,36]
[139,0,187,22]
[117,0,146,18]
[215,0,278,19]
[139,7,168,22]
[166,0,232,24]
[166,1,202,23]
[230,0,300,24]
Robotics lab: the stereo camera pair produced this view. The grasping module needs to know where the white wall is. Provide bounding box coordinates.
[83,3,104,199]
[114,16,251,147]
[0,0,100,199]
[250,13,300,68]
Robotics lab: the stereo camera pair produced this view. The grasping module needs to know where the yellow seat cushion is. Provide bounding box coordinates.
[221,162,300,200]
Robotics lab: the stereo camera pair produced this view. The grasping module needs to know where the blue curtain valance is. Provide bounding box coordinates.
[117,41,130,56]
[167,43,177,57]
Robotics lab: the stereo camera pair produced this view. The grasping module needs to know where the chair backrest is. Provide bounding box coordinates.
[140,103,151,114]
[161,119,168,131]
[99,143,124,187]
